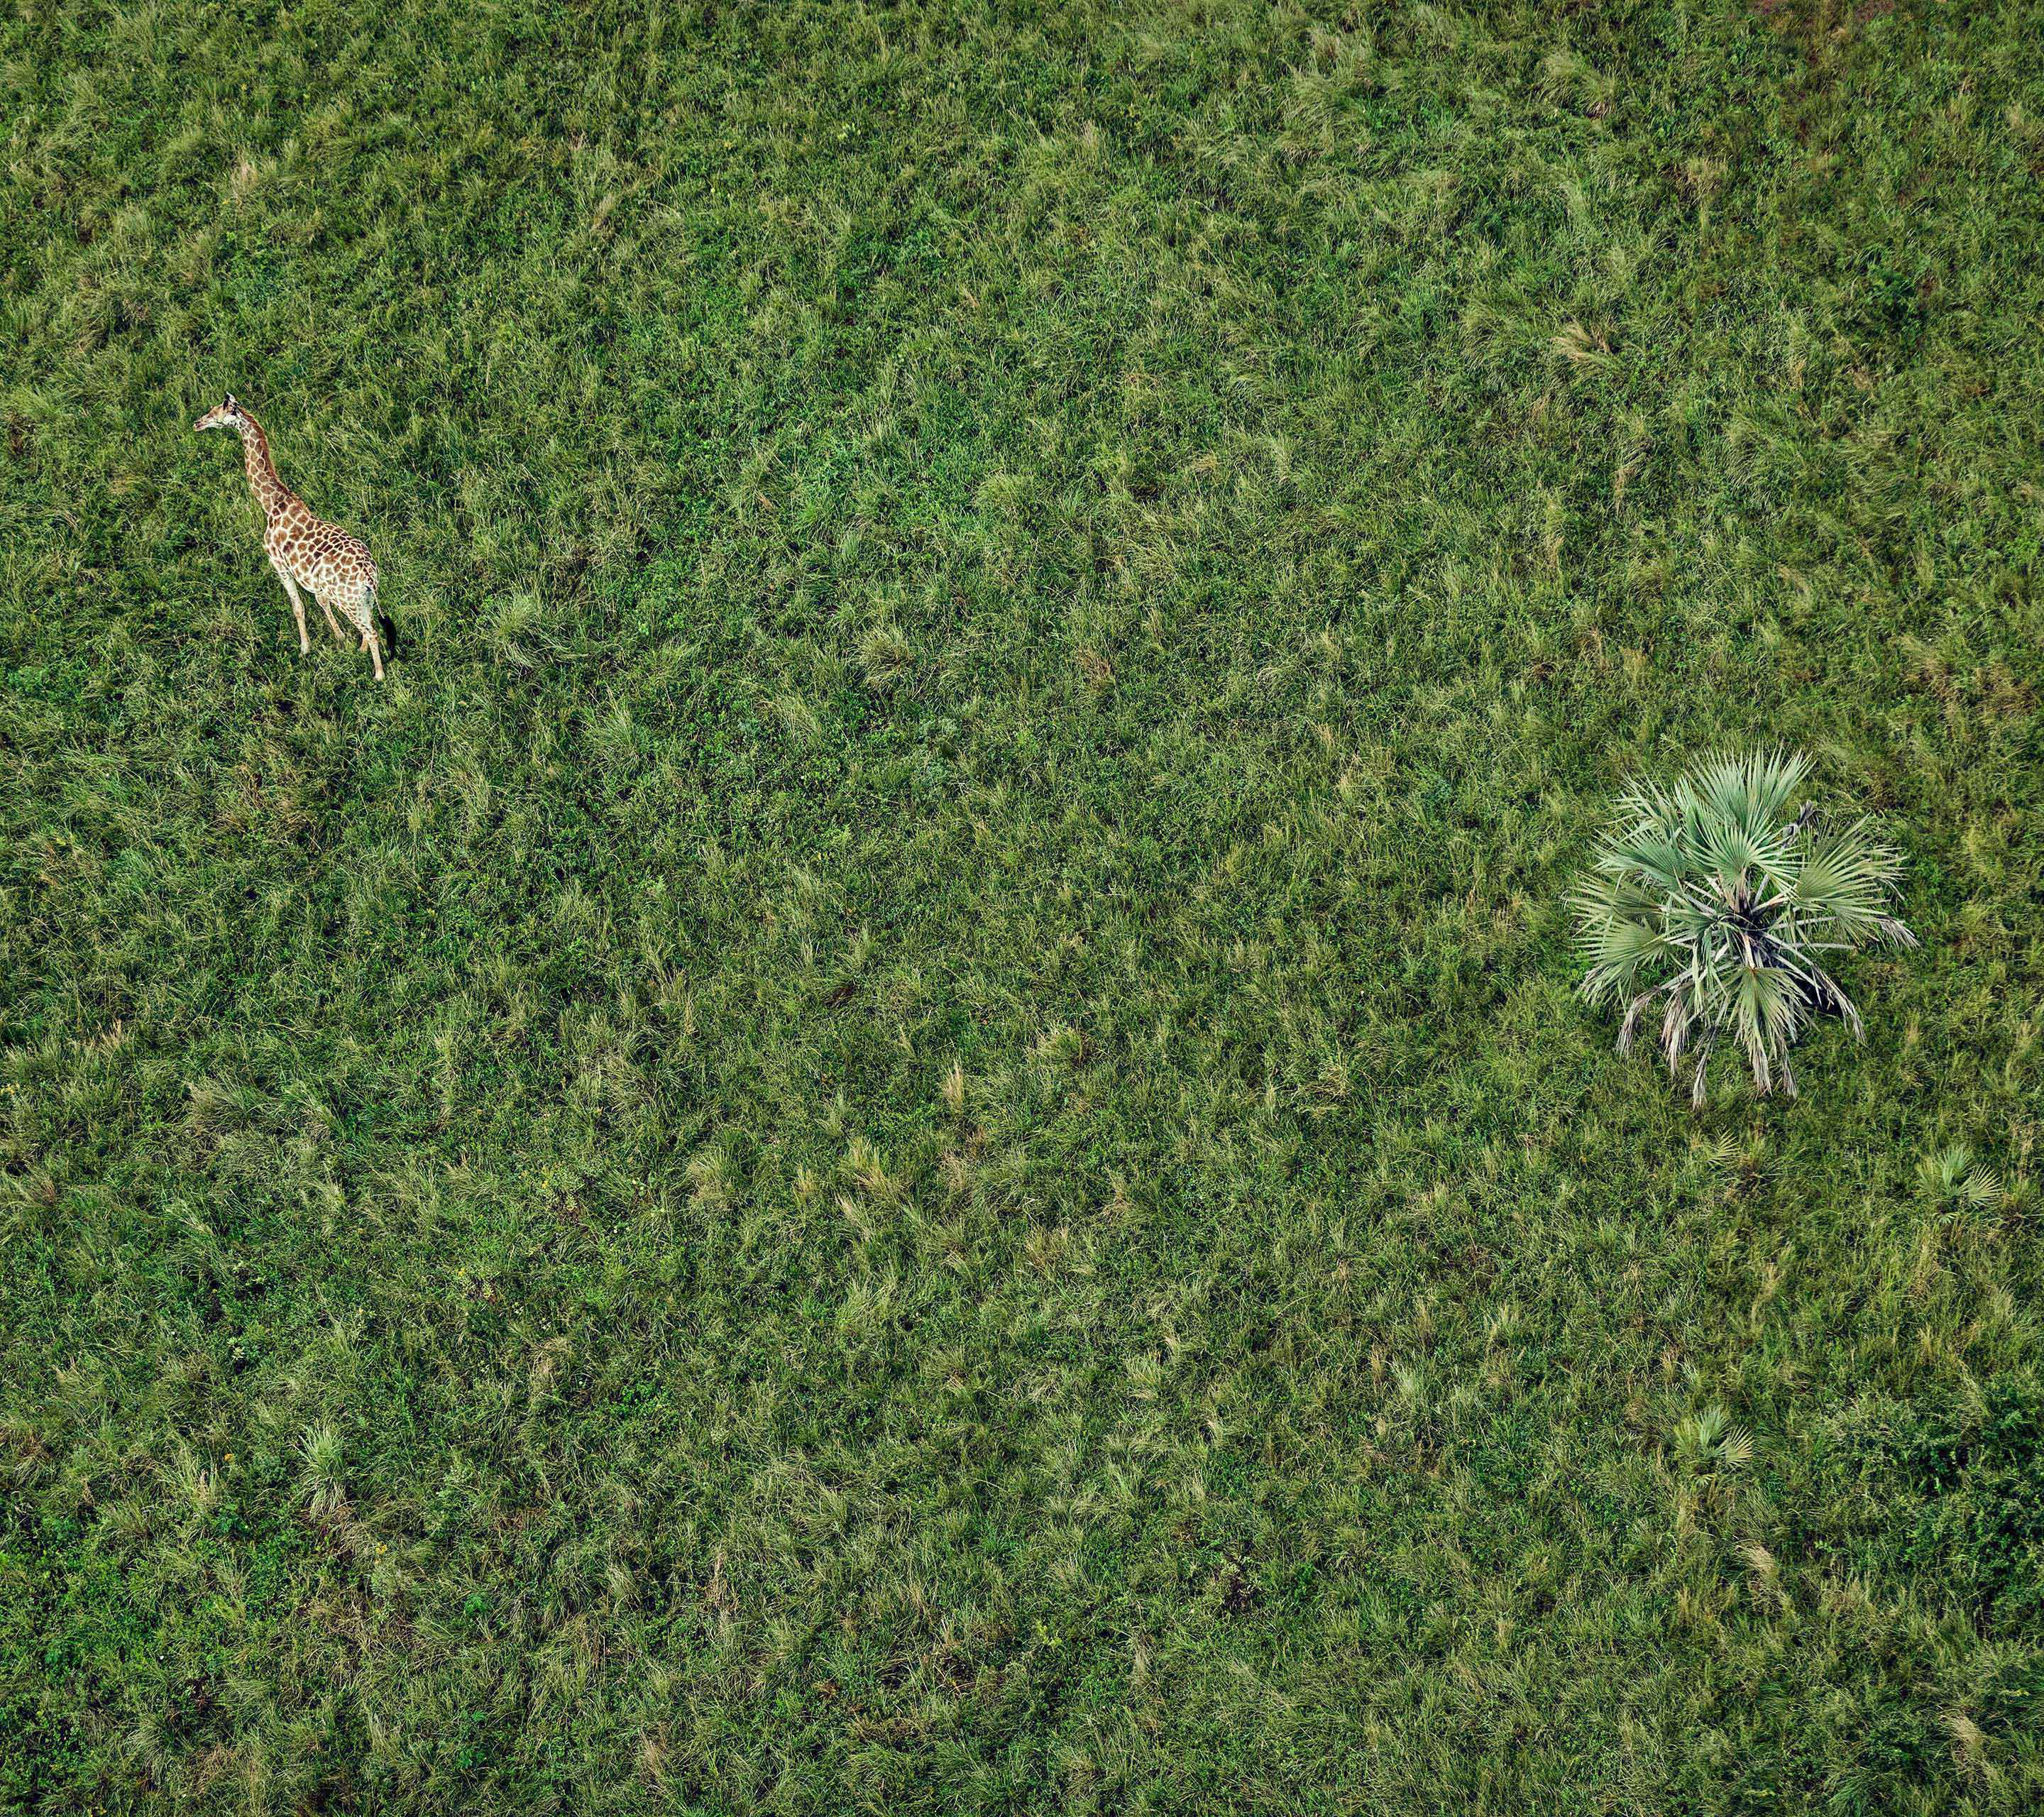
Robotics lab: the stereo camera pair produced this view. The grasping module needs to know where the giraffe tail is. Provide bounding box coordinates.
[368,576,398,657]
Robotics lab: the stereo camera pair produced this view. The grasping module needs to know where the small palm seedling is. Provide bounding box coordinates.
[1678,1404,1754,1474]
[1917,1144,2004,1219]
[1575,750,1916,1104]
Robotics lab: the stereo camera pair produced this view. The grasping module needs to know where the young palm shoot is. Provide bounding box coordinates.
[1574,750,1916,1105]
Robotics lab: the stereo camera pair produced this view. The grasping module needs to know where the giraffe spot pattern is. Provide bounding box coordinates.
[265,518,379,632]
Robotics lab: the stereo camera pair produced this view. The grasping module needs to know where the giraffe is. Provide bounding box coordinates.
[194,394,389,680]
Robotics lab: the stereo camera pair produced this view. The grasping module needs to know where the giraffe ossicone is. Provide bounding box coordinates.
[195,394,388,681]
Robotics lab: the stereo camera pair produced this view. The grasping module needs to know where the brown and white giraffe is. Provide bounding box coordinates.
[194,394,388,680]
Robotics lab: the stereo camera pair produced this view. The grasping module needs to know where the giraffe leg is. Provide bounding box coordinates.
[362,626,385,682]
[317,595,348,644]
[272,560,311,654]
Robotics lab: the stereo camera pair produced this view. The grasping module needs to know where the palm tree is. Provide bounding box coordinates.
[1574,750,1916,1105]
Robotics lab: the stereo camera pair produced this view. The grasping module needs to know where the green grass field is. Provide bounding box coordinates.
[4,1,2043,1809]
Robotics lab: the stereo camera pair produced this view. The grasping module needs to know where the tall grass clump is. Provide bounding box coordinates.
[1575,751,1917,1104]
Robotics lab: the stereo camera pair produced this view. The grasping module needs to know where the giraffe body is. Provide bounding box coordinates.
[195,395,387,680]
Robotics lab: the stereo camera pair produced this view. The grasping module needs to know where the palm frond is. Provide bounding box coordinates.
[1793,818,1906,937]
[1694,747,1811,835]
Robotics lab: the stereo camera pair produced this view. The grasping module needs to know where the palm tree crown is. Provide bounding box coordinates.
[1574,750,1916,1104]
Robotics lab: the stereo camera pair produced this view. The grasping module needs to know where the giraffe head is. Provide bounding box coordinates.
[194,394,250,434]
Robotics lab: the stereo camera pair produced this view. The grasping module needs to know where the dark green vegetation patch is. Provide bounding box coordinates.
[2,1,2040,1811]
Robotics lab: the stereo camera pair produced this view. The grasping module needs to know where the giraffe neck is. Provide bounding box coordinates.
[238,415,295,520]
